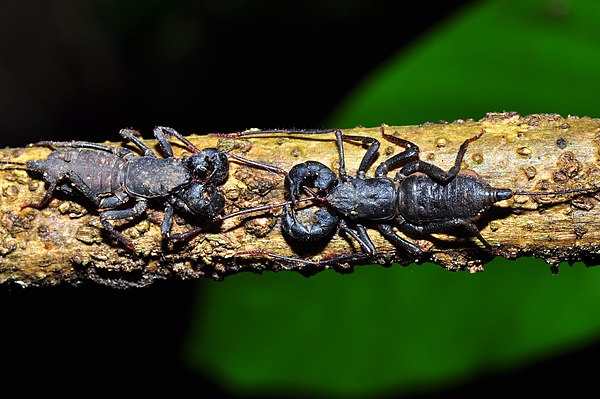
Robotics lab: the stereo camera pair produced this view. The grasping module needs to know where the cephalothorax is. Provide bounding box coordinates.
[2,126,282,250]
[229,127,598,266]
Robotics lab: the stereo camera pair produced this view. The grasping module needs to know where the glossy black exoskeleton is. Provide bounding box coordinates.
[231,127,598,266]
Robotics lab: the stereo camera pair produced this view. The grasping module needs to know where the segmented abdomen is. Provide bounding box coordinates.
[399,174,493,223]
[42,149,127,195]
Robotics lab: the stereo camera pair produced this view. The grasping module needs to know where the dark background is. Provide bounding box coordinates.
[0,0,474,144]
[2,0,597,397]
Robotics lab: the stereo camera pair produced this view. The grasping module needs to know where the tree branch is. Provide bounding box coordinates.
[2,112,600,287]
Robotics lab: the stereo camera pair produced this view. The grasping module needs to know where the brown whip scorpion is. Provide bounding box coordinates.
[1,126,285,250]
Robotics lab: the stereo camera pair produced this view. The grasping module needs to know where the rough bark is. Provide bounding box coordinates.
[1,112,600,288]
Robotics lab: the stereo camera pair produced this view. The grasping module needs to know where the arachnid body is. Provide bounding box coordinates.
[3,127,281,250]
[231,127,598,267]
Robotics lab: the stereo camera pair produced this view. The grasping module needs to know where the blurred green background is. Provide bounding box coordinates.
[2,0,600,397]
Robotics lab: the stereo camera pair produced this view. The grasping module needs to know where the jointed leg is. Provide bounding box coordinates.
[216,127,348,178]
[235,249,372,268]
[37,170,145,250]
[159,204,204,243]
[302,129,381,181]
[227,154,288,176]
[238,221,378,267]
[100,199,148,250]
[62,172,128,209]
[266,129,349,182]
[31,141,133,158]
[160,203,174,239]
[375,126,420,177]
[397,160,455,184]
[154,126,200,155]
[25,171,125,210]
[22,179,58,209]
[214,127,385,179]
[168,227,205,243]
[400,218,494,252]
[33,127,166,159]
[395,130,484,184]
[235,128,337,136]
[377,223,422,255]
[29,169,146,250]
[249,129,348,180]
[339,134,381,178]
[119,129,156,157]
[339,221,377,256]
[449,130,484,176]
[284,129,379,181]
[217,196,318,222]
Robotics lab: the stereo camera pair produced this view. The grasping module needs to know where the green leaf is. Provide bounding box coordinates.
[331,0,600,127]
[185,0,600,396]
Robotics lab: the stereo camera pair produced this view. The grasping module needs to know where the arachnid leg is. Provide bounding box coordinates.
[312,129,377,181]
[396,160,456,184]
[159,204,205,244]
[161,201,208,243]
[339,134,381,178]
[400,218,494,252]
[377,224,422,255]
[31,140,133,158]
[375,126,420,177]
[154,126,200,154]
[450,130,484,175]
[48,169,145,250]
[62,172,127,209]
[227,153,288,176]
[100,199,148,250]
[238,128,349,179]
[254,220,377,268]
[160,203,174,239]
[24,171,127,211]
[168,227,204,243]
[227,128,347,178]
[153,126,178,158]
[394,130,484,184]
[235,249,372,268]
[236,128,338,136]
[330,129,349,180]
[119,129,156,157]
[22,178,59,209]
[339,221,377,256]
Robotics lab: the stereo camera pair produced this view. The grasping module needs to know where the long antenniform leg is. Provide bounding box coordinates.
[158,126,289,175]
[235,220,377,267]
[30,140,134,158]
[228,127,428,265]
[224,128,395,267]
[218,128,383,180]
[235,249,373,268]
